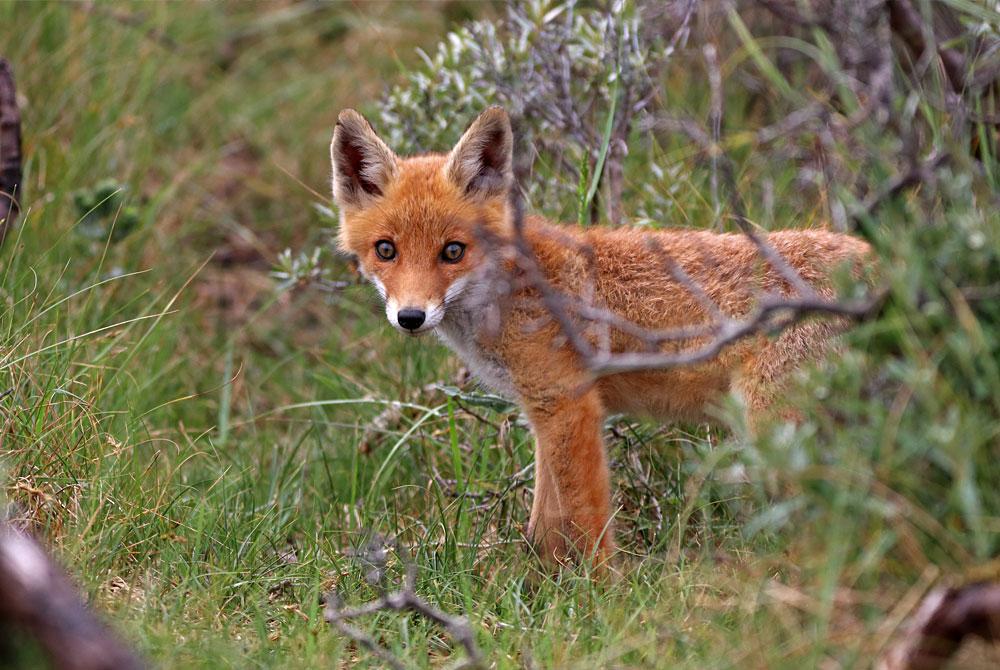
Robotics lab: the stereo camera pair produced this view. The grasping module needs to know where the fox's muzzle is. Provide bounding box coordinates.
[384,297,445,335]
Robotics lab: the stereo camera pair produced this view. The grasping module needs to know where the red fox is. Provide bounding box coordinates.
[330,106,869,565]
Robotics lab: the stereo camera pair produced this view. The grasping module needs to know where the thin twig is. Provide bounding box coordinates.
[705,43,723,227]
[323,533,484,670]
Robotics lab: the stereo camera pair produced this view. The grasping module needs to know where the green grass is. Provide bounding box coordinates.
[2,2,999,669]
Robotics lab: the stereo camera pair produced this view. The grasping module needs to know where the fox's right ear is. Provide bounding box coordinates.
[330,109,398,209]
[446,106,513,200]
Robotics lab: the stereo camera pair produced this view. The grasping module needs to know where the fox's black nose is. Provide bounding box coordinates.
[397,308,426,331]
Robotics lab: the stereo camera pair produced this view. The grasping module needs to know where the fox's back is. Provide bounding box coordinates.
[494,221,870,421]
[526,221,868,332]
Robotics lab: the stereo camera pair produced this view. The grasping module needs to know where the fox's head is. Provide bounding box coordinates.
[330,107,514,335]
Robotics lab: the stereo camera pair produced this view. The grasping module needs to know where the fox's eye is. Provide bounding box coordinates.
[374,240,396,261]
[441,242,466,263]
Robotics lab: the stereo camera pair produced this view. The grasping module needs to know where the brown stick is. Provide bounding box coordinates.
[0,523,144,670]
[0,58,22,246]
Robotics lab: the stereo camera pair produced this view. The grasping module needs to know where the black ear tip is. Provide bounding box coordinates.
[336,109,376,136]
[480,106,510,126]
[337,108,362,123]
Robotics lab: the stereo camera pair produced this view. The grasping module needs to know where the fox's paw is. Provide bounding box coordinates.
[527,514,616,572]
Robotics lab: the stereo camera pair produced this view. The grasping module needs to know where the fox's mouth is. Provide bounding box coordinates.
[391,322,436,336]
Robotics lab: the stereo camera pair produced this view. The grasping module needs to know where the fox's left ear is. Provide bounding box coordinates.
[445,106,513,199]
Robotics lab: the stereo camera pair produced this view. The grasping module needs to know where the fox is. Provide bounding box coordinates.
[330,106,870,566]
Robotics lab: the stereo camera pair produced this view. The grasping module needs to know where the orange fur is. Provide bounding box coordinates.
[330,107,870,566]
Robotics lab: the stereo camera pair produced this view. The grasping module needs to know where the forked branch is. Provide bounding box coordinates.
[322,533,484,670]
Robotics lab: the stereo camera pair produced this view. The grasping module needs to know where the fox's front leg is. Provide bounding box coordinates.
[523,390,614,565]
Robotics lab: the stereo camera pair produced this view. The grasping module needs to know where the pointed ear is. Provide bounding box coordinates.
[330,109,398,209]
[445,106,513,199]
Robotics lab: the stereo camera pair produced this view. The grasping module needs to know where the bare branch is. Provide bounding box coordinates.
[323,533,484,670]
[584,291,884,376]
[490,183,884,380]
[754,102,827,145]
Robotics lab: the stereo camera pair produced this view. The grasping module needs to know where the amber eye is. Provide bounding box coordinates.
[374,240,396,261]
[440,242,465,263]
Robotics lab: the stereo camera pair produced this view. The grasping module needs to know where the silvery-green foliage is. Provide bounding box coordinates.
[379,0,691,219]
[272,247,329,291]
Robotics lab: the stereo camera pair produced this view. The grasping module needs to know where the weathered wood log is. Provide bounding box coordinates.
[879,581,1000,670]
[0,58,22,246]
[0,523,144,670]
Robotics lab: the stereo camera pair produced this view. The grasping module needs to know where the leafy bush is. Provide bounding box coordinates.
[379,0,687,221]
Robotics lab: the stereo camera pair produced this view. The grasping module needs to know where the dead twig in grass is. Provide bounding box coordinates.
[323,533,484,670]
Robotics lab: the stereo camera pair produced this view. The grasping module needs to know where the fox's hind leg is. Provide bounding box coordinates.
[735,320,840,430]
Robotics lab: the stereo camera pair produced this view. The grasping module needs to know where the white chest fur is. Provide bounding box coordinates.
[435,301,516,398]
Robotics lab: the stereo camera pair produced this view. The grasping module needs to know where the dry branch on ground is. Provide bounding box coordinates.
[322,533,484,670]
